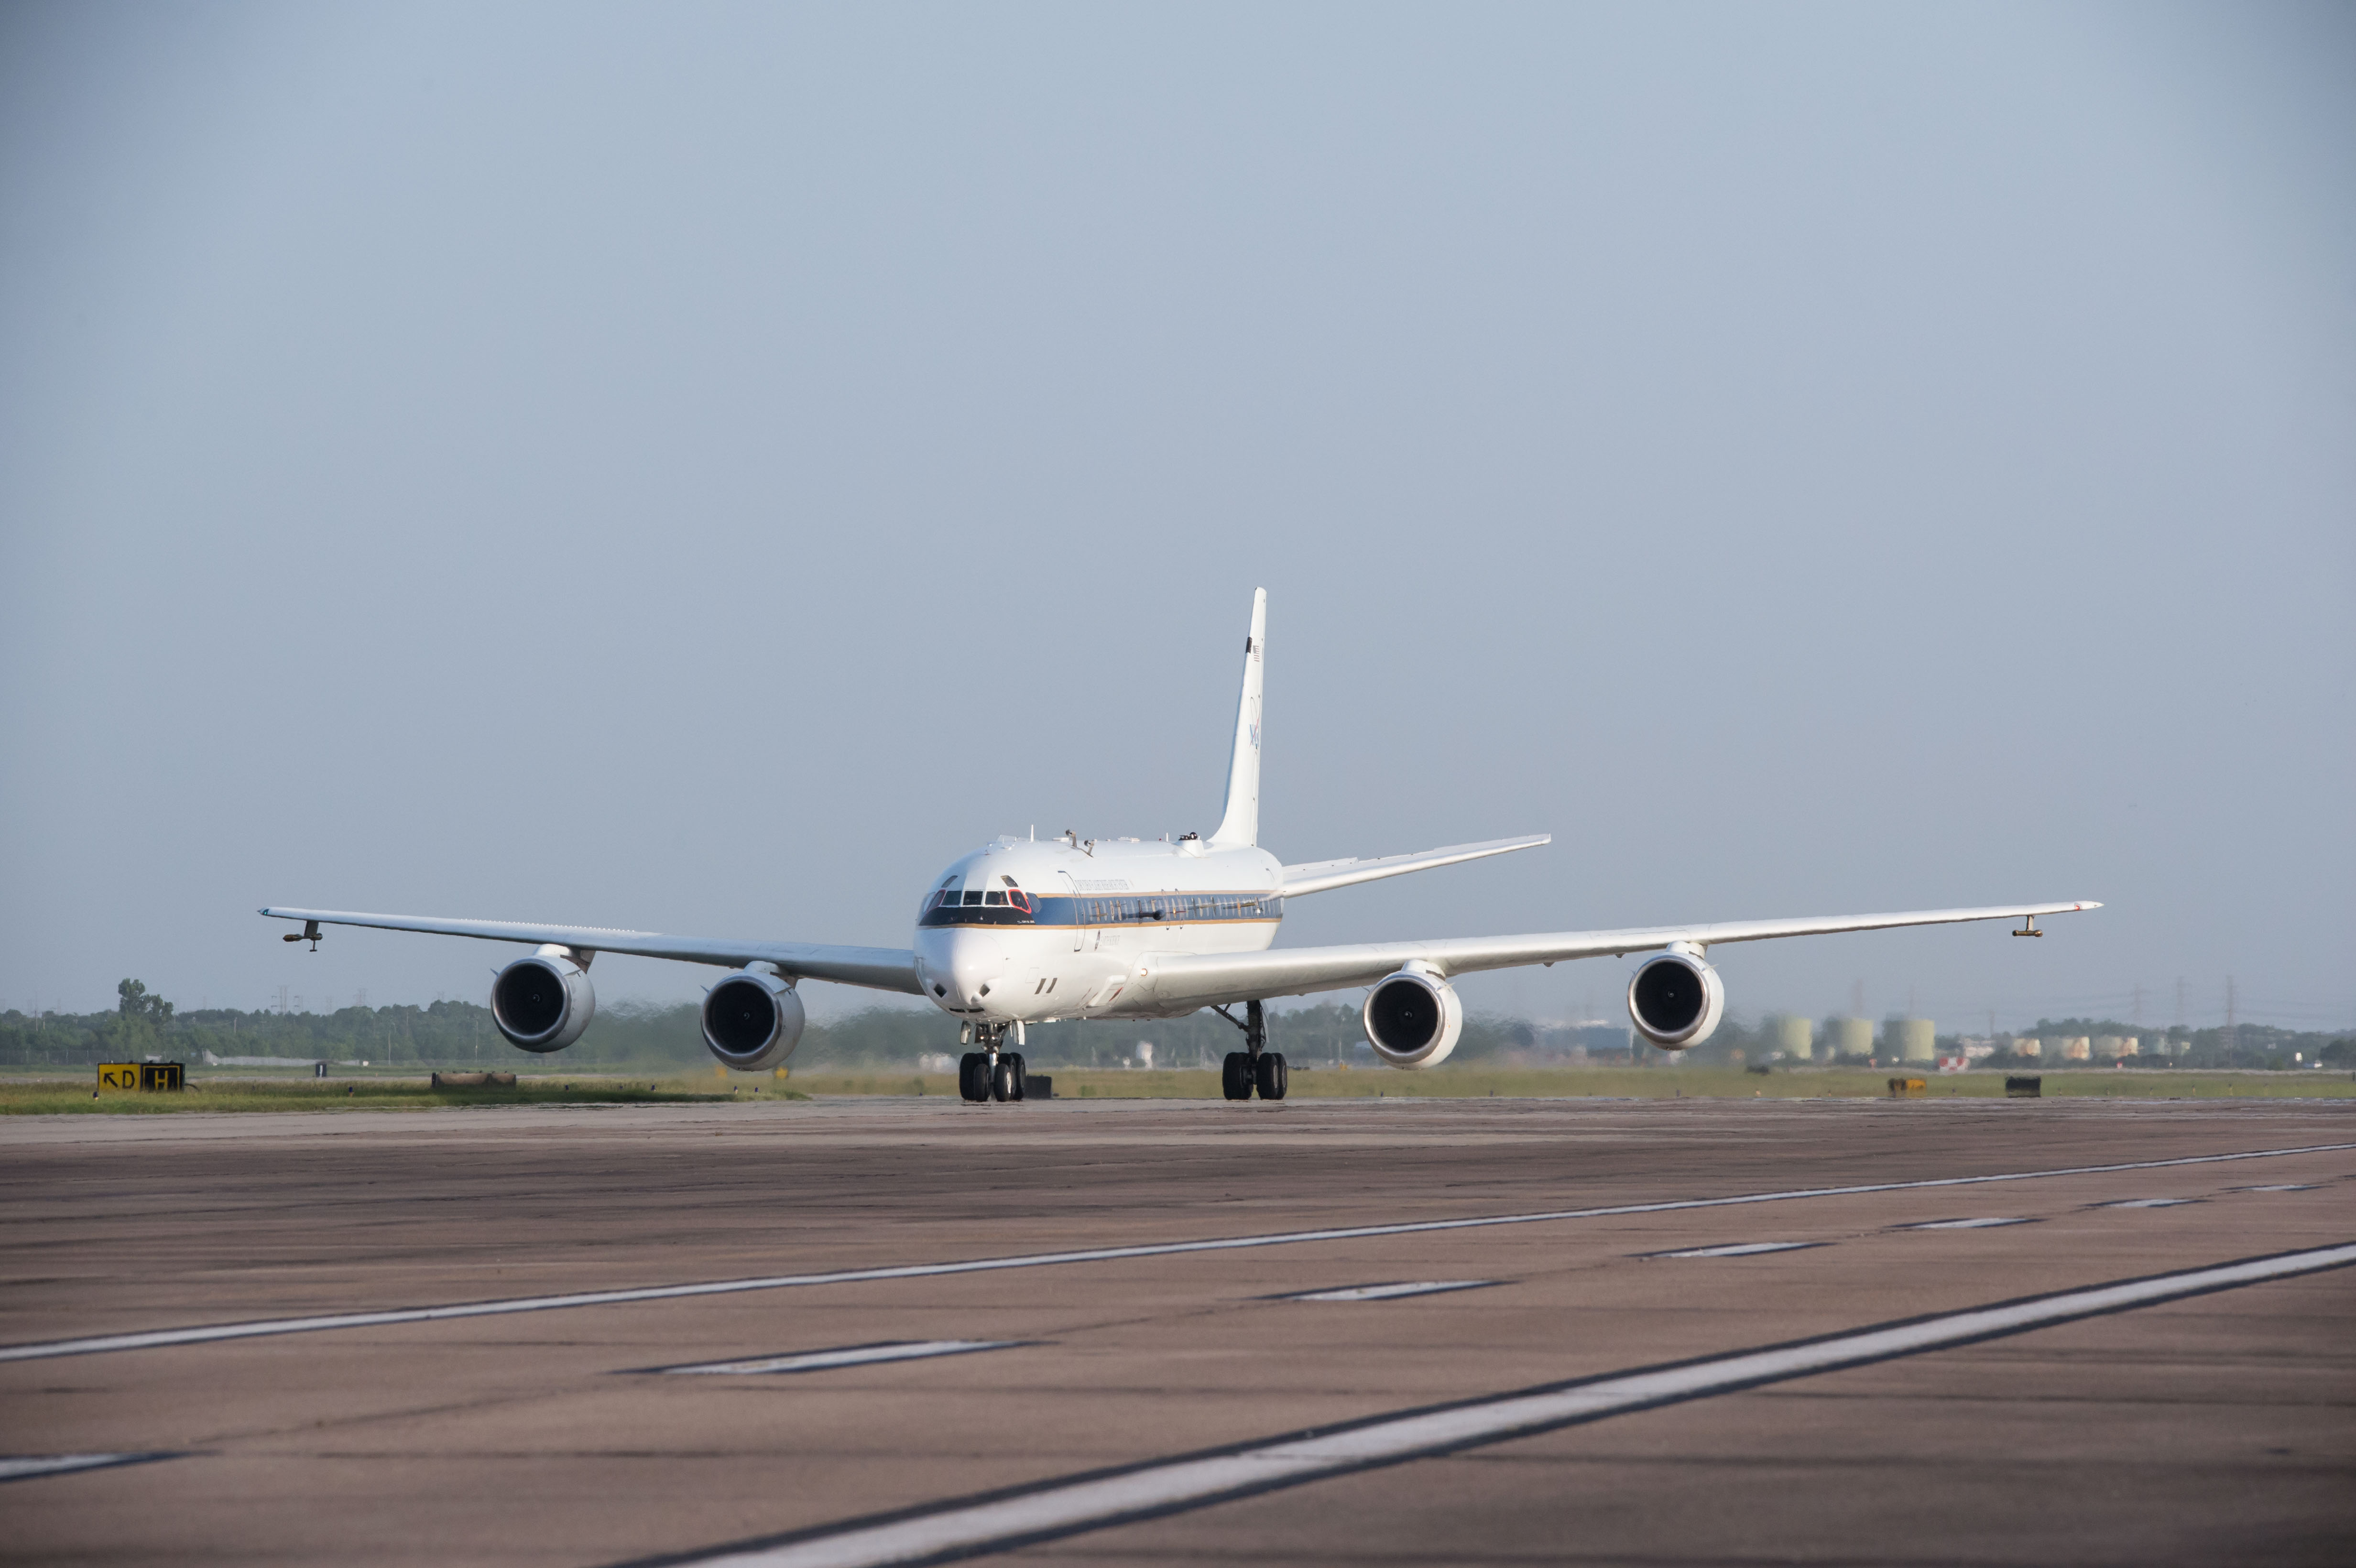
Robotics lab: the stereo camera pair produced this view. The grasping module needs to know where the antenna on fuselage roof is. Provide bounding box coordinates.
[1207,588,1266,849]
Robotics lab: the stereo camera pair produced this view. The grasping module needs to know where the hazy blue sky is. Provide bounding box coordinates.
[3,2,2350,1034]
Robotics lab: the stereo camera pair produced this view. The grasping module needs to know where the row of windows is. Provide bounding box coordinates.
[917,892,1282,929]
[1070,895,1275,924]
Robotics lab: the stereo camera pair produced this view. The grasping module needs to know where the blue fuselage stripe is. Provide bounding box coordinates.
[918,895,1283,931]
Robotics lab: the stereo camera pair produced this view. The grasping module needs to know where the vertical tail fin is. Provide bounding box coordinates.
[1208,588,1266,849]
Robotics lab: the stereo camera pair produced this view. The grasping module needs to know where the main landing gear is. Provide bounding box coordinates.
[958,1023,1026,1103]
[1216,999,1287,1102]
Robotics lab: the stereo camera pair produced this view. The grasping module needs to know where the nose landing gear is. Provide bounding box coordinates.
[958,1023,1026,1103]
[1215,999,1287,1102]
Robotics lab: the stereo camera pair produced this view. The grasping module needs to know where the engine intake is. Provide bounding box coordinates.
[1627,950,1724,1049]
[491,947,596,1052]
[1362,967,1463,1069]
[703,970,806,1071]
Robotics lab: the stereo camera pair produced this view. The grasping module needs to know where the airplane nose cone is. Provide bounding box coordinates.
[945,932,1003,1009]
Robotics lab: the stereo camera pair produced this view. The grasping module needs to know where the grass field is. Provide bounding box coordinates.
[3,1065,2347,1114]
[0,1074,806,1115]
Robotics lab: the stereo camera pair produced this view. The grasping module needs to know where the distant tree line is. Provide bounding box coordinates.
[1,982,1546,1071]
[5,982,2345,1073]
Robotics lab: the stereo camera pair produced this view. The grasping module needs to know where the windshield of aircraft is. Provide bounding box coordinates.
[919,874,1037,927]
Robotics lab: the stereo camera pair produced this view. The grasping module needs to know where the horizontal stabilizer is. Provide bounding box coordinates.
[1280,835,1550,898]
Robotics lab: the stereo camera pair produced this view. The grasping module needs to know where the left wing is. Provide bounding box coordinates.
[1125,901,2099,1012]
[258,907,924,995]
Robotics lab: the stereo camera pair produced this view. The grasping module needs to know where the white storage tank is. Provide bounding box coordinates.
[1827,1017,1874,1057]
[1887,1018,1936,1063]
[1768,1013,1814,1061]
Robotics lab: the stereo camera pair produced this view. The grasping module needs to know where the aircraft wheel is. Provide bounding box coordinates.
[1254,1052,1288,1101]
[1006,1052,1028,1102]
[959,1052,991,1102]
[992,1056,1019,1102]
[1221,1052,1254,1100]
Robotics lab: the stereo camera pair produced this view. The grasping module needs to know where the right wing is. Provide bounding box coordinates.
[1128,901,2099,1012]
[1280,835,1550,897]
[258,907,924,995]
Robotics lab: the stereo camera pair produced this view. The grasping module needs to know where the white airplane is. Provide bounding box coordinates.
[264,589,2095,1103]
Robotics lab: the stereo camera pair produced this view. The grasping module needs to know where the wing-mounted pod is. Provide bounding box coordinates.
[702,968,806,1071]
[1362,963,1464,1069]
[1627,946,1723,1049]
[491,945,597,1052]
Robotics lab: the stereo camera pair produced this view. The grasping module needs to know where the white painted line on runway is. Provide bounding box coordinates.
[643,1241,2356,1568]
[654,1341,1023,1376]
[2236,1184,2316,1193]
[0,1453,176,1484]
[1648,1242,1821,1258]
[2099,1198,2196,1208]
[1283,1281,1494,1302]
[7,1139,2352,1364]
[1903,1218,2036,1230]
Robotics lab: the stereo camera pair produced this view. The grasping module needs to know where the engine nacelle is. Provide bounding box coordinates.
[1627,949,1724,1049]
[702,969,806,1071]
[1362,967,1463,1069]
[491,947,596,1053]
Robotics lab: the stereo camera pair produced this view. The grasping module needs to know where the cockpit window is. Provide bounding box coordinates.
[920,875,1038,927]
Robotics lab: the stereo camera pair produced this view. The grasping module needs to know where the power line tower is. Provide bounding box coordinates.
[2225,975,2238,1067]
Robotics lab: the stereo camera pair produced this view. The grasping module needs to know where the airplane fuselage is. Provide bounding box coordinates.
[912,836,1283,1024]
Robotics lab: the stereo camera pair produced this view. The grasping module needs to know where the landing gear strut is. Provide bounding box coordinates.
[1217,999,1286,1102]
[959,1023,1025,1104]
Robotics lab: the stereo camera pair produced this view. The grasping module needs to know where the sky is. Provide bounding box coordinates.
[2,2,2350,1035]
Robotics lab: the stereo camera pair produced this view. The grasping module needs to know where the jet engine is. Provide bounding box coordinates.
[1626,949,1724,1049]
[1361,966,1463,1069]
[702,969,806,1071]
[491,946,596,1053]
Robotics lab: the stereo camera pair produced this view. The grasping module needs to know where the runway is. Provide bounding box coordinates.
[3,1096,2351,1565]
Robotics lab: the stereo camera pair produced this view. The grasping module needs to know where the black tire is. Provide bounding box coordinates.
[1255,1052,1288,1101]
[992,1056,1017,1102]
[1007,1052,1027,1102]
[1221,1051,1254,1100]
[959,1052,991,1102]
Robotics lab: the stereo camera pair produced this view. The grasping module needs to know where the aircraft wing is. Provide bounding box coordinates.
[257,907,925,995]
[1280,835,1550,897]
[1128,901,2099,1012]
